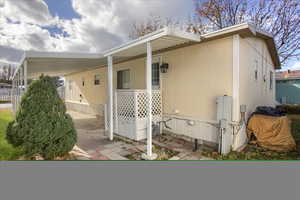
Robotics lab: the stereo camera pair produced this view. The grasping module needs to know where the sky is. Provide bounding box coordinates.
[0,0,193,64]
[0,0,298,70]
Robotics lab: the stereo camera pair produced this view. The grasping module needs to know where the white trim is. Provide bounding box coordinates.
[146,42,153,158]
[24,59,28,91]
[26,51,103,59]
[232,34,240,122]
[65,100,90,105]
[107,55,114,141]
[116,68,131,89]
[11,52,26,80]
[202,23,249,39]
[104,26,201,56]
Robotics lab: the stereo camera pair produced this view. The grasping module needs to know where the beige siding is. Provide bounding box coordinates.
[65,37,233,120]
[239,36,276,119]
[65,67,107,105]
[161,37,233,120]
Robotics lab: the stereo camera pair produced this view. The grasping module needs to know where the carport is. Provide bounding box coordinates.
[11,51,106,113]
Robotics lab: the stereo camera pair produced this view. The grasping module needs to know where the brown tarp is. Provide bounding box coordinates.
[247,114,296,152]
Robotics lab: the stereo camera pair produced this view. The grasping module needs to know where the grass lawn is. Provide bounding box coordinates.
[0,109,23,160]
[202,115,300,160]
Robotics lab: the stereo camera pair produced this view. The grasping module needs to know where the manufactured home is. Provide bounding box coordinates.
[11,23,280,158]
[276,70,300,104]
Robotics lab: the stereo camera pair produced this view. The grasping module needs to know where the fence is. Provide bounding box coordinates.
[0,89,11,102]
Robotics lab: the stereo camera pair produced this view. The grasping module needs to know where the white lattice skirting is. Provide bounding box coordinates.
[109,89,162,141]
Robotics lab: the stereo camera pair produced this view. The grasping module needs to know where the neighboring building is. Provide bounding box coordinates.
[11,23,280,155]
[0,83,12,101]
[276,70,300,104]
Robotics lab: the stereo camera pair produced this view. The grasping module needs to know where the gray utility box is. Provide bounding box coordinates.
[216,96,233,155]
[217,96,233,122]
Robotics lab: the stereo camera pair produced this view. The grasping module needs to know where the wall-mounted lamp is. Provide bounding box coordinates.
[160,63,169,73]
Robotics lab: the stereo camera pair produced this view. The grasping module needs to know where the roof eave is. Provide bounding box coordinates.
[103,26,201,57]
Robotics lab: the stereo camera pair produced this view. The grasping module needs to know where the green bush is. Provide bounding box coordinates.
[6,75,77,159]
[276,104,300,114]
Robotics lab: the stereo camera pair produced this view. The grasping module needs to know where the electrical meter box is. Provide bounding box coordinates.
[216,96,233,155]
[216,96,233,122]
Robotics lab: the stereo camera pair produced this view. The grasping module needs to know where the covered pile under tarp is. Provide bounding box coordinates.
[247,114,296,152]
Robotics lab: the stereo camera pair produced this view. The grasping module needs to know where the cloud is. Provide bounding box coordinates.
[0,45,23,64]
[0,0,54,26]
[0,0,194,64]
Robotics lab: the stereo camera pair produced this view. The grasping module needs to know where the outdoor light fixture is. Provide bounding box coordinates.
[160,63,169,73]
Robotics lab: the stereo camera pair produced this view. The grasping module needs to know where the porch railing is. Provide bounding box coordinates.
[106,89,162,141]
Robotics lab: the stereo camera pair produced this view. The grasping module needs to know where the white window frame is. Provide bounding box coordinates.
[152,55,162,89]
[117,69,131,89]
[269,70,274,90]
[254,59,258,82]
[82,77,85,87]
[94,73,100,85]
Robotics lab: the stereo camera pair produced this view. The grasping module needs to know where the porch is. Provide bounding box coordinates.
[69,110,212,160]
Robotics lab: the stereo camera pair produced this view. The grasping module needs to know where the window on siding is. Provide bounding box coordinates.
[117,69,130,89]
[270,71,273,90]
[68,80,73,90]
[254,60,258,81]
[94,73,100,85]
[152,63,160,88]
[82,77,85,87]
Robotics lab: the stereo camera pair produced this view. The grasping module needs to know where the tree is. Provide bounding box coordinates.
[6,75,77,159]
[0,64,15,84]
[194,0,300,65]
[129,15,181,39]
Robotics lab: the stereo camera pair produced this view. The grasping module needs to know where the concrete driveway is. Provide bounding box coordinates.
[68,111,111,152]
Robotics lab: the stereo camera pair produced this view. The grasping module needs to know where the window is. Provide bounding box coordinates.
[254,60,258,81]
[270,71,273,90]
[68,80,73,90]
[117,69,130,89]
[82,77,85,87]
[94,73,100,85]
[152,63,160,88]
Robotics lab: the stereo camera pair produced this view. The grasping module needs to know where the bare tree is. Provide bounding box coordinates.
[129,15,181,39]
[0,65,15,84]
[194,0,300,65]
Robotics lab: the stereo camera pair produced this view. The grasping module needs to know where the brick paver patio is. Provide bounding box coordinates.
[69,111,214,160]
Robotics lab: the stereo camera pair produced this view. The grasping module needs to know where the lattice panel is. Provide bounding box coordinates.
[152,91,162,122]
[115,90,162,122]
[116,91,135,121]
[137,92,148,119]
[106,90,163,133]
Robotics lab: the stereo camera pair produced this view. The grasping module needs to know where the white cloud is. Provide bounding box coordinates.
[0,0,194,64]
[0,0,54,26]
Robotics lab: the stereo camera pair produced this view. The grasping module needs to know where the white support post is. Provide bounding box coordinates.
[20,64,23,97]
[142,41,157,160]
[14,78,16,113]
[18,69,21,108]
[232,34,240,122]
[11,78,15,113]
[24,60,28,92]
[16,71,19,110]
[107,55,114,141]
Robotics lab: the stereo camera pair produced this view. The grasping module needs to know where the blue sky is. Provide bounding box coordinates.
[0,0,298,70]
[45,0,80,19]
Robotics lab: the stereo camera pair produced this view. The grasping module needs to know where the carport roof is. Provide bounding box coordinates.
[18,51,106,79]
